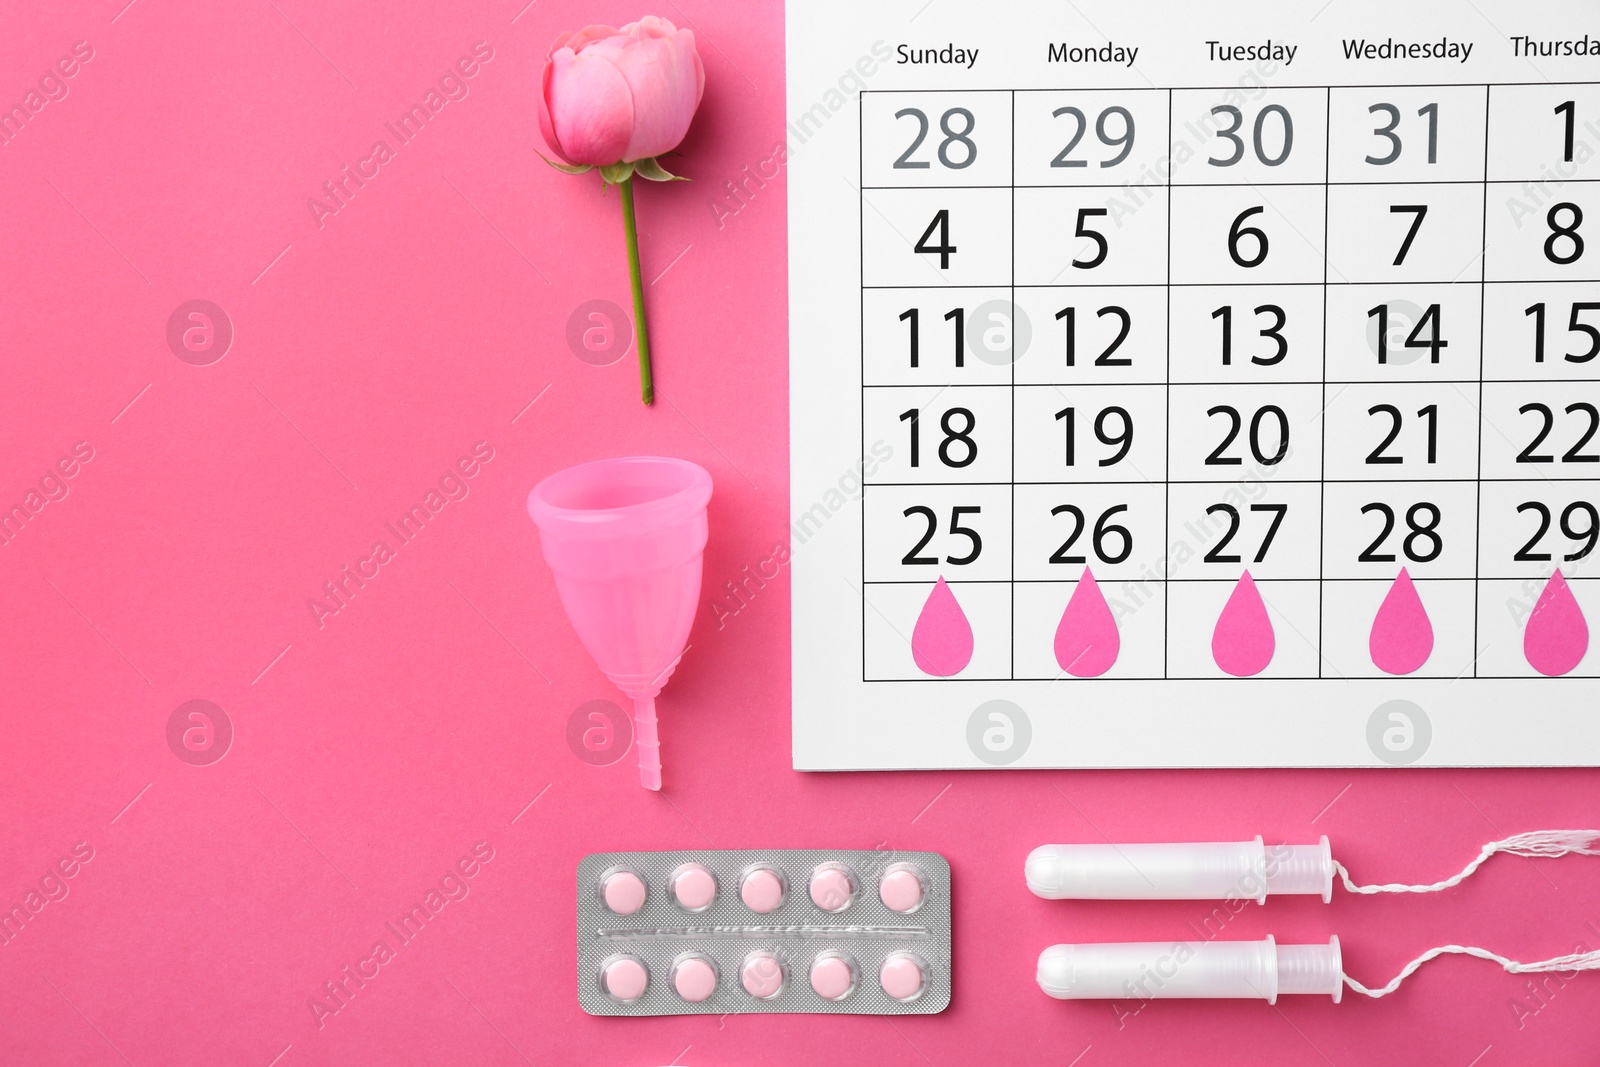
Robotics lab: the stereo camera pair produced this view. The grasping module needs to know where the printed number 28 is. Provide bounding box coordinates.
[894,107,977,169]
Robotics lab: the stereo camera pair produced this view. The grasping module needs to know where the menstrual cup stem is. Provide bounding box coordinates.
[634,696,661,791]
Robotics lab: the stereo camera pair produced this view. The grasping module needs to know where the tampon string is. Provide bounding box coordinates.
[1344,945,1600,999]
[1335,829,1600,895]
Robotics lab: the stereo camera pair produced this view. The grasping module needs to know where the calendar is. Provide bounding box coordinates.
[786,0,1600,769]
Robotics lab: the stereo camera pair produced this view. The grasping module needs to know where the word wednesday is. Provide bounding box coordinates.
[1342,37,1474,62]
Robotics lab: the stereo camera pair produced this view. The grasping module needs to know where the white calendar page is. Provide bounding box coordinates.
[786,0,1600,769]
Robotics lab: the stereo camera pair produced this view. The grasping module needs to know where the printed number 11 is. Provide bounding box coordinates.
[899,307,966,368]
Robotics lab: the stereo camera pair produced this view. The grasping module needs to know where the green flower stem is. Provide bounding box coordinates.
[618,177,653,405]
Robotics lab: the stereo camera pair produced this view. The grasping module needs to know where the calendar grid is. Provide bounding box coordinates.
[862,180,1534,190]
[862,478,1584,485]
[863,577,1487,584]
[1009,88,1017,682]
[860,280,1600,288]
[858,81,1600,683]
[857,85,866,686]
[1473,86,1491,678]
[1319,86,1331,678]
[1163,88,1174,680]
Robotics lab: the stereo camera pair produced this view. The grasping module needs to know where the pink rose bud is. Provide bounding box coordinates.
[538,16,705,167]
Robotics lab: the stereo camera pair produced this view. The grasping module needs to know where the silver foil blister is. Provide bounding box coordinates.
[576,848,951,1015]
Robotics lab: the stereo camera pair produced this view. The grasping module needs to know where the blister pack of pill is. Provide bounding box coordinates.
[576,848,951,1015]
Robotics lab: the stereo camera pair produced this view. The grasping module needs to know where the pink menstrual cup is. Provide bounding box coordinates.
[527,456,712,790]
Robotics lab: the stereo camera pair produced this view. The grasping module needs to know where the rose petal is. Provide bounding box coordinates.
[559,23,620,55]
[537,58,568,162]
[614,30,704,161]
[624,15,675,39]
[576,35,633,64]
[690,30,704,105]
[545,47,634,166]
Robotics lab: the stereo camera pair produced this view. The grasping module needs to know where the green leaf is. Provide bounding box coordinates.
[535,150,594,176]
[632,156,689,182]
[599,162,636,184]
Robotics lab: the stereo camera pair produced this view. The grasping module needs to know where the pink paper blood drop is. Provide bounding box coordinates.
[1525,569,1589,677]
[1369,568,1434,675]
[912,576,973,677]
[1212,570,1274,677]
[1054,567,1120,677]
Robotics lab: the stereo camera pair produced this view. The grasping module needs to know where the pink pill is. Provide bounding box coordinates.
[601,870,647,915]
[879,953,926,1001]
[672,863,717,910]
[879,867,925,913]
[673,956,717,1003]
[809,865,855,912]
[741,951,785,999]
[602,957,648,1002]
[740,868,785,913]
[809,954,855,1001]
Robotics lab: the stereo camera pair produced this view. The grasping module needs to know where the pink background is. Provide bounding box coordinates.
[1,1,1596,1064]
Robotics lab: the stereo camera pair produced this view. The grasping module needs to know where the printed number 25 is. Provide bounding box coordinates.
[903,506,982,565]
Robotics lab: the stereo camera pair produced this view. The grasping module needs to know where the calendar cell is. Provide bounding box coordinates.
[1480,382,1600,479]
[863,580,1012,681]
[1479,481,1600,578]
[1170,185,1327,285]
[1013,286,1168,386]
[1321,382,1480,481]
[1014,185,1169,286]
[1012,482,1164,582]
[1487,84,1600,184]
[1165,578,1322,679]
[863,186,1011,288]
[1166,480,1321,581]
[1484,180,1600,282]
[863,483,1011,583]
[1327,85,1487,184]
[1167,384,1323,483]
[1322,481,1478,579]
[1169,285,1324,385]
[1014,384,1167,484]
[1014,89,1170,187]
[1318,578,1477,679]
[864,288,1015,386]
[1169,88,1329,186]
[1476,577,1600,678]
[1482,281,1600,379]
[1325,283,1481,383]
[1325,183,1485,283]
[1013,578,1166,679]
[863,91,1013,188]
[865,386,1012,484]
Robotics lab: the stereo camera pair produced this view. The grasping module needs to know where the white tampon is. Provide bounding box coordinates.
[1037,936,1344,1003]
[1026,837,1333,903]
